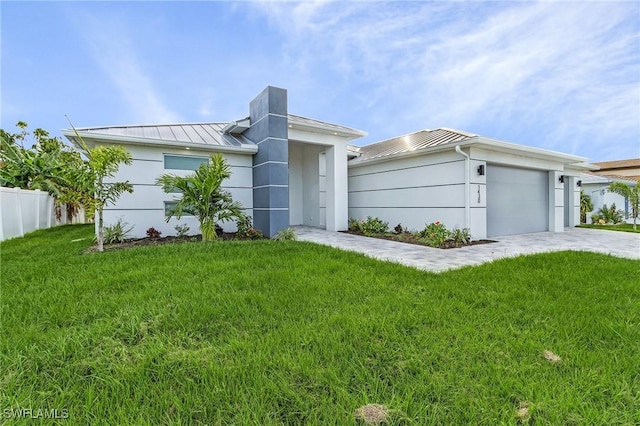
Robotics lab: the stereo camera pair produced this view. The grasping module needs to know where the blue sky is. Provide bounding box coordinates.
[2,1,639,161]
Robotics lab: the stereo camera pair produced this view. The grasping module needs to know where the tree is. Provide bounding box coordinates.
[608,182,639,230]
[156,154,244,241]
[68,122,133,252]
[580,191,593,224]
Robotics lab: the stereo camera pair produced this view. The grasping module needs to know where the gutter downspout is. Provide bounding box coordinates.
[455,146,470,229]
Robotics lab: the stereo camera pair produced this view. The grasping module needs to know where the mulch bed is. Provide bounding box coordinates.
[84,232,262,253]
[343,231,496,249]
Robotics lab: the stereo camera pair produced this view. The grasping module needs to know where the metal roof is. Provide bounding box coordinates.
[65,122,252,148]
[63,114,366,149]
[351,128,476,163]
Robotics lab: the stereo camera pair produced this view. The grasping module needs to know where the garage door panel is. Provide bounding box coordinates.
[487,166,548,237]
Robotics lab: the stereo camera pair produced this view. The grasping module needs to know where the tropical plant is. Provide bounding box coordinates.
[100,218,134,244]
[156,154,244,242]
[67,119,133,252]
[608,182,639,230]
[146,227,162,239]
[353,216,389,236]
[580,191,593,224]
[273,227,297,241]
[174,224,190,238]
[596,203,624,225]
[418,221,452,247]
[450,227,472,246]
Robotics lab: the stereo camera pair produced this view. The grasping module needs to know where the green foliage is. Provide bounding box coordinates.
[596,203,624,225]
[349,216,389,236]
[273,227,297,241]
[174,223,190,238]
[608,182,639,229]
[235,215,263,240]
[157,154,244,241]
[100,218,133,244]
[580,191,593,224]
[394,223,405,234]
[67,119,133,252]
[418,221,452,247]
[450,227,471,245]
[2,225,639,424]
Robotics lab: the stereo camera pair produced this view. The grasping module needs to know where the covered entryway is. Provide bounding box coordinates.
[486,165,549,237]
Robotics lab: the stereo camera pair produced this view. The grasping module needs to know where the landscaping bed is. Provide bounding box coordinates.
[344,229,496,248]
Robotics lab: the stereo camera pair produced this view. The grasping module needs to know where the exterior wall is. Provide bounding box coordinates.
[245,86,289,238]
[583,182,633,223]
[103,144,253,238]
[348,151,469,234]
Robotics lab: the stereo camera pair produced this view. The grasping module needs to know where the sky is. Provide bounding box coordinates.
[1,1,639,162]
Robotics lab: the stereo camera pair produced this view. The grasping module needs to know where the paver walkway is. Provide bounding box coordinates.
[295,226,640,273]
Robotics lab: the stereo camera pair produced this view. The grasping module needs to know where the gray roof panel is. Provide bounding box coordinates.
[352,128,476,163]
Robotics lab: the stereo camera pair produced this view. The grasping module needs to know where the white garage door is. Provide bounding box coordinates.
[486,165,549,237]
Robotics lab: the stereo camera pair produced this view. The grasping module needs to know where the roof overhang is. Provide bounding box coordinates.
[62,129,258,155]
[287,115,367,142]
[221,118,251,135]
[349,136,592,169]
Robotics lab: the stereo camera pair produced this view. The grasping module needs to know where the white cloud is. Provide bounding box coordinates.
[251,1,640,159]
[72,11,182,124]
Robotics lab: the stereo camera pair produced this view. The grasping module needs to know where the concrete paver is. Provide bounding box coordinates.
[294,227,640,273]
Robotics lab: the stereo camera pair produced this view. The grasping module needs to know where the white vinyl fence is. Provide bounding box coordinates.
[0,187,85,241]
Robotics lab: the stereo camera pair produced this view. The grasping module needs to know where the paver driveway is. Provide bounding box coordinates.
[295,227,640,273]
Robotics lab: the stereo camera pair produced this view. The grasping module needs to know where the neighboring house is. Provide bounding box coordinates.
[580,173,638,224]
[63,85,598,240]
[64,86,366,238]
[347,129,594,239]
[591,158,640,182]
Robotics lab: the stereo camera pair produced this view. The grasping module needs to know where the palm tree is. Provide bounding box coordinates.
[580,191,593,224]
[608,182,639,230]
[156,154,244,241]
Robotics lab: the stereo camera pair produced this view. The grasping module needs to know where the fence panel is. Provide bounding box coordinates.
[0,187,85,241]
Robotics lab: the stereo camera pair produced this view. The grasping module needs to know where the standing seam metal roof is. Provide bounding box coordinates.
[352,128,476,163]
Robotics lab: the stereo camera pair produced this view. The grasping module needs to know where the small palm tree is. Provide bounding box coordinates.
[156,154,244,241]
[580,191,593,224]
[608,182,639,230]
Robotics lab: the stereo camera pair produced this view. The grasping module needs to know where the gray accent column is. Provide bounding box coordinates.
[244,86,289,238]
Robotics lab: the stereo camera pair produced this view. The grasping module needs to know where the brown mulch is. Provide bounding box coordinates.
[343,231,496,249]
[84,232,261,253]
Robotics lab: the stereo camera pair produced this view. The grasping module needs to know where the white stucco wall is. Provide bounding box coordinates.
[583,182,633,224]
[348,151,470,234]
[103,144,254,238]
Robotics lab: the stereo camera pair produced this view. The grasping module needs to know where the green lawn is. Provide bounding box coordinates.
[1,225,639,425]
[578,223,639,233]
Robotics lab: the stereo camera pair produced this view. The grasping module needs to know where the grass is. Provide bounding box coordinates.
[1,224,639,425]
[578,223,640,233]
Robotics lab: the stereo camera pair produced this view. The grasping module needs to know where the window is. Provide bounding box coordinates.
[164,155,208,170]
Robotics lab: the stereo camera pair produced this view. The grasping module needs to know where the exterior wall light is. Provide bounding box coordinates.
[577,180,582,187]
[477,165,485,176]
[559,175,565,183]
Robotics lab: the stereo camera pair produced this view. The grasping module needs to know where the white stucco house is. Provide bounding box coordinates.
[63,86,596,240]
[580,173,637,224]
[347,128,594,239]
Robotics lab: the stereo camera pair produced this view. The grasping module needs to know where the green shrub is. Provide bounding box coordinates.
[598,203,624,224]
[418,221,452,247]
[359,216,389,236]
[348,218,362,232]
[450,227,471,245]
[273,228,297,241]
[235,215,263,240]
[174,224,190,238]
[101,218,133,244]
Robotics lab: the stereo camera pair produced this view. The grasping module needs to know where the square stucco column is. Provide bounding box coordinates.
[549,171,565,233]
[325,144,349,231]
[244,86,289,238]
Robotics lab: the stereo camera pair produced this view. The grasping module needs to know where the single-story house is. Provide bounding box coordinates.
[64,86,366,238]
[580,172,638,224]
[63,86,596,240]
[347,128,594,239]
